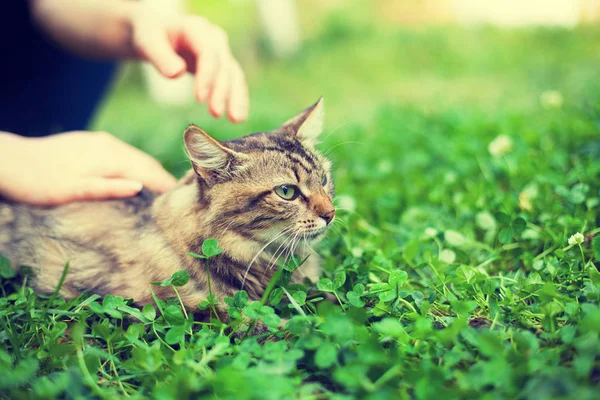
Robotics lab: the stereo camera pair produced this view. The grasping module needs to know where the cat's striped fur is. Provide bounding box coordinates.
[0,99,334,310]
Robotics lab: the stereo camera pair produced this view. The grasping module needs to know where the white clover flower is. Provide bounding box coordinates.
[540,90,563,109]
[519,183,539,212]
[568,232,584,246]
[488,135,513,157]
[439,249,456,264]
[424,227,438,238]
[519,191,532,212]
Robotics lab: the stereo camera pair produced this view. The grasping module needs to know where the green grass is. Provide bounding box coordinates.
[2,18,600,399]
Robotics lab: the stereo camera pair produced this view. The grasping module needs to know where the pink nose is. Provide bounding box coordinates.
[320,209,335,225]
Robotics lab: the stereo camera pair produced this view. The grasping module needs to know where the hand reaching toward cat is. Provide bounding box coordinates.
[29,0,249,122]
[129,10,249,122]
[0,131,177,206]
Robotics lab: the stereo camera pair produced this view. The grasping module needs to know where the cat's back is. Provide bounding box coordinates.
[0,190,157,272]
[0,200,52,256]
[46,189,157,240]
[1,189,156,234]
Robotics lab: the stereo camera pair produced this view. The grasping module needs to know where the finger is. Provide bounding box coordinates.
[135,27,186,79]
[105,153,177,194]
[208,56,230,118]
[88,137,177,193]
[195,48,219,103]
[226,61,249,123]
[67,178,143,202]
[129,160,177,193]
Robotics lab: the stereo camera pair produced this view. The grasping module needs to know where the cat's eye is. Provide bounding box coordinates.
[275,184,299,200]
[322,175,328,186]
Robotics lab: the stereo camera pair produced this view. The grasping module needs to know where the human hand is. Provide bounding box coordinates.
[130,9,249,123]
[28,0,249,122]
[0,131,177,206]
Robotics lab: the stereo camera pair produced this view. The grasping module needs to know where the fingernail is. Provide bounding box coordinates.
[129,182,143,193]
[230,113,244,123]
[211,105,224,118]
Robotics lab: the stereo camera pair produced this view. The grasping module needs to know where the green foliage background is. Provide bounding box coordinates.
[2,4,600,399]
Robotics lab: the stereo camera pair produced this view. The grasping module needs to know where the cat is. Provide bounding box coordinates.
[0,98,335,312]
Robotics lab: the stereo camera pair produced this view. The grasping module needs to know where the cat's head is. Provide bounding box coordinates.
[184,98,335,247]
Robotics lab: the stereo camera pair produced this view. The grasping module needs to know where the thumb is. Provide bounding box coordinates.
[66,178,143,202]
[135,25,186,79]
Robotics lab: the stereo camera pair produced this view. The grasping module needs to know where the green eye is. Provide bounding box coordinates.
[322,175,328,186]
[275,185,299,200]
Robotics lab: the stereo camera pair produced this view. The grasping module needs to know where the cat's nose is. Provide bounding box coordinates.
[320,209,335,225]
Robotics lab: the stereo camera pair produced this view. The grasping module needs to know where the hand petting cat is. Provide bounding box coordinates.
[0,131,177,206]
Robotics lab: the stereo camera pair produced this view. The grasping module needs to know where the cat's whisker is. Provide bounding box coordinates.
[332,207,366,220]
[320,121,352,144]
[332,218,349,232]
[326,225,348,243]
[264,231,295,276]
[302,232,308,256]
[267,232,298,273]
[296,232,306,254]
[329,224,342,235]
[283,232,299,266]
[241,227,293,289]
[333,216,348,225]
[244,228,292,287]
[281,235,295,267]
[294,232,306,270]
[271,234,294,268]
[279,234,296,264]
[287,232,303,266]
[322,141,364,157]
[291,232,302,262]
[304,233,316,252]
[218,218,238,238]
[176,157,191,166]
[301,232,314,263]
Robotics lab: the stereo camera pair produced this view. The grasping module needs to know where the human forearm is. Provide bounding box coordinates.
[28,0,139,60]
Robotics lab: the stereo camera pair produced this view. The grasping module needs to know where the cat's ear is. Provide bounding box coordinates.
[184,125,243,183]
[279,97,324,146]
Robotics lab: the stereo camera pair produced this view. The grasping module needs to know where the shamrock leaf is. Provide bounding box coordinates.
[202,238,223,258]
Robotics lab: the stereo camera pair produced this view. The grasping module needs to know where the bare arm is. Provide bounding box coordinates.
[28,0,249,122]
[28,0,138,60]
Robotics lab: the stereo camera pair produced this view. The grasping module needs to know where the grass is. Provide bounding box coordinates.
[1,14,600,399]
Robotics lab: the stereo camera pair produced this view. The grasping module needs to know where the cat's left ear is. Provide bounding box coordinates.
[184,125,244,184]
[279,97,324,146]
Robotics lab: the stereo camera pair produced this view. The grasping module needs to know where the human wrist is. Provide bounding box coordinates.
[0,132,27,157]
[0,133,27,198]
[111,1,143,59]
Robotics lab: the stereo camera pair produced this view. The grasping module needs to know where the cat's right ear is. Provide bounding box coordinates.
[184,125,243,184]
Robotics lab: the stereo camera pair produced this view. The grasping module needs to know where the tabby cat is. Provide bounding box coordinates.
[0,99,335,311]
